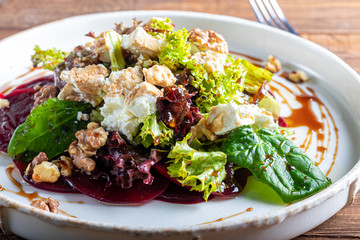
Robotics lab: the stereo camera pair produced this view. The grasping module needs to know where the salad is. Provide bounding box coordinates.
[0,17,331,206]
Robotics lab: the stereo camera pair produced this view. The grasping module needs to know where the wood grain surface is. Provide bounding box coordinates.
[0,0,359,239]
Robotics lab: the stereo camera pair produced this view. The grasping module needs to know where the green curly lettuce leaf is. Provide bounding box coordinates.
[8,99,92,162]
[158,28,191,71]
[104,30,126,71]
[186,55,247,112]
[221,125,331,203]
[158,28,273,112]
[135,114,174,148]
[31,45,68,71]
[167,134,227,200]
[147,17,175,38]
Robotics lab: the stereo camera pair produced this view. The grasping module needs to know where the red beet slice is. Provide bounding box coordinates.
[13,160,78,193]
[153,161,182,186]
[0,75,55,152]
[155,182,214,204]
[14,75,55,91]
[66,171,169,204]
[0,88,35,152]
[278,117,288,127]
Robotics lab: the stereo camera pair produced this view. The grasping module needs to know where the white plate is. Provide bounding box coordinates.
[1,11,360,240]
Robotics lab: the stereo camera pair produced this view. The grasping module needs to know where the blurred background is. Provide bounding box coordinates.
[0,0,359,239]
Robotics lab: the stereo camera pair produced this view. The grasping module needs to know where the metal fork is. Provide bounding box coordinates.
[249,0,298,35]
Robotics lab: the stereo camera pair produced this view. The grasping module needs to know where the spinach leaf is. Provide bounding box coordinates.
[221,125,331,203]
[8,98,92,162]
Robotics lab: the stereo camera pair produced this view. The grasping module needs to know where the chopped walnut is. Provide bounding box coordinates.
[188,28,229,54]
[30,197,59,214]
[25,152,49,176]
[69,122,108,172]
[0,99,10,109]
[52,156,73,177]
[265,55,282,73]
[104,66,143,96]
[125,82,161,105]
[288,70,309,83]
[143,65,176,88]
[47,197,60,214]
[33,85,59,109]
[32,161,61,183]
[30,199,49,212]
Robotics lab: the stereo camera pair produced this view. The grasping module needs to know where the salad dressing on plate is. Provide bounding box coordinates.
[2,164,78,218]
[198,207,253,225]
[230,49,338,176]
[270,79,339,176]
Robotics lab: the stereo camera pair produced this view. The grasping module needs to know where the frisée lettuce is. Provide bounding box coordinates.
[167,134,227,200]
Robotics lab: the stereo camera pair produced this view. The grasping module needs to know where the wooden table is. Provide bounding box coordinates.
[0,0,359,239]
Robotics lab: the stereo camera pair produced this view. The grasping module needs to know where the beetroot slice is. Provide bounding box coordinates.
[0,88,35,152]
[278,117,288,127]
[14,75,55,91]
[155,182,214,204]
[66,171,169,204]
[0,75,55,152]
[13,160,78,193]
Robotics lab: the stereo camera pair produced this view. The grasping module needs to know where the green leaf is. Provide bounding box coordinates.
[134,114,174,148]
[150,17,174,32]
[31,45,68,71]
[167,134,227,200]
[8,98,92,162]
[186,55,246,112]
[147,17,175,38]
[104,30,126,71]
[241,59,273,94]
[158,28,191,71]
[221,125,331,203]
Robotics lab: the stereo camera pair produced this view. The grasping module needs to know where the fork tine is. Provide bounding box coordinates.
[254,0,275,27]
[249,0,267,25]
[262,0,286,30]
[269,0,298,35]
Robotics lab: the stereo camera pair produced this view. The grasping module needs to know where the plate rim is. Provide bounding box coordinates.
[0,9,360,235]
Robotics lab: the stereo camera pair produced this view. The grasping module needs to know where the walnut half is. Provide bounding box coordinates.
[69,122,108,173]
[25,152,60,183]
[30,197,59,214]
[265,55,282,73]
[189,28,229,54]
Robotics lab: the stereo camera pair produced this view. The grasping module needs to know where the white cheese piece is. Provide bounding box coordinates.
[121,27,164,58]
[100,94,157,140]
[127,94,157,120]
[104,66,143,96]
[191,50,227,74]
[208,102,277,135]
